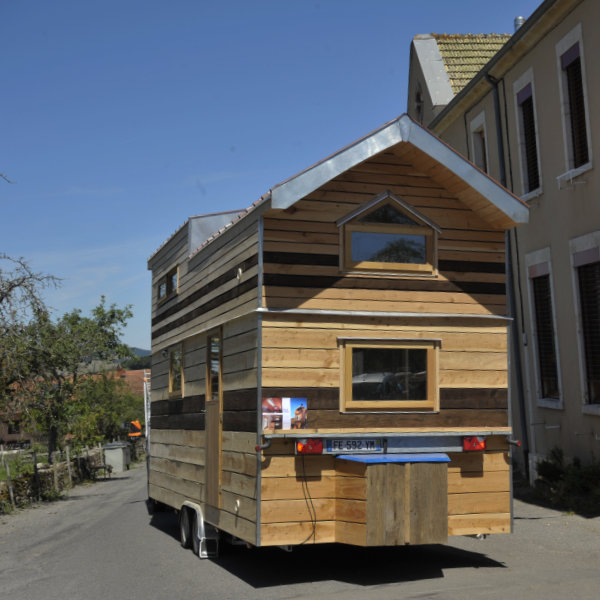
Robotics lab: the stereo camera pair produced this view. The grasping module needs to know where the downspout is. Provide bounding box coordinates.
[486,72,531,478]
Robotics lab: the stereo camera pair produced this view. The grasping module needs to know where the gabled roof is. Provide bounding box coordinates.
[152,113,529,263]
[270,114,528,229]
[432,34,512,94]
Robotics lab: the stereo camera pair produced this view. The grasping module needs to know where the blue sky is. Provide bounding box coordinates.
[1,0,542,349]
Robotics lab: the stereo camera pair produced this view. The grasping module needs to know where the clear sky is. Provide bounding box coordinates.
[2,0,542,350]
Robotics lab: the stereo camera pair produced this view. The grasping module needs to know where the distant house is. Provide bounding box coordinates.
[407,0,600,477]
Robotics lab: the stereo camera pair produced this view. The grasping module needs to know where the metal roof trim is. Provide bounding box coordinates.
[271,114,528,225]
[271,117,405,209]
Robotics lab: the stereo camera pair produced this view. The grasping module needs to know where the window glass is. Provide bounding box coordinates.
[168,270,178,295]
[352,347,427,401]
[207,334,221,403]
[351,231,427,264]
[359,204,419,226]
[169,348,183,393]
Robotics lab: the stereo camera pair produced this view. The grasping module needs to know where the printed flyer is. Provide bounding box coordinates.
[262,397,307,430]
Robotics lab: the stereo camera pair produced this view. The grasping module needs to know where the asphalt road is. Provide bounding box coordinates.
[1,463,599,600]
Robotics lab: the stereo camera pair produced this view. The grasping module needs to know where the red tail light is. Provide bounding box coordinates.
[463,436,486,451]
[296,438,323,454]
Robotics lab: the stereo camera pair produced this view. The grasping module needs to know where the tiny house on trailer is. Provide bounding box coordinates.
[147,114,528,557]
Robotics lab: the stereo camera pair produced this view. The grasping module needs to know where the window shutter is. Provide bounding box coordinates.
[578,262,600,404]
[564,52,589,168]
[520,95,540,192]
[531,275,559,399]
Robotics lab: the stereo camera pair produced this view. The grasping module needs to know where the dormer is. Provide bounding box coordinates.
[336,190,441,276]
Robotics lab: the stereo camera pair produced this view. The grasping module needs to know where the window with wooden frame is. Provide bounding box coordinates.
[337,191,440,275]
[157,266,179,304]
[556,25,591,175]
[340,339,440,412]
[169,345,184,396]
[206,331,222,404]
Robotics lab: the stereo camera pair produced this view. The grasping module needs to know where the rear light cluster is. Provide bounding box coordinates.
[463,436,486,451]
[296,438,323,454]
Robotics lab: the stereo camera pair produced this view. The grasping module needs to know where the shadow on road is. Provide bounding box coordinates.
[212,543,505,588]
[148,511,505,588]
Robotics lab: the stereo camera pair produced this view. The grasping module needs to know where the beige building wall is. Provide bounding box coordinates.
[408,0,600,472]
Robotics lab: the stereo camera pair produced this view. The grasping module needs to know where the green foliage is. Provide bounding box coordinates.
[534,447,600,517]
[120,354,151,370]
[3,294,134,461]
[69,373,143,447]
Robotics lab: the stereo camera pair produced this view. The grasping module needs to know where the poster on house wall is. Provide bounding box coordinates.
[262,397,307,430]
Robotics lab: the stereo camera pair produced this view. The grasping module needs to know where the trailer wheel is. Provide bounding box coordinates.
[179,508,192,549]
[191,511,200,556]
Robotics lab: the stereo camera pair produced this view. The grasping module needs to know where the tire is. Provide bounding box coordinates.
[191,511,200,556]
[179,508,192,549]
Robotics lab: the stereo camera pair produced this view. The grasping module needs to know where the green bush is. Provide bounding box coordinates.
[534,447,600,517]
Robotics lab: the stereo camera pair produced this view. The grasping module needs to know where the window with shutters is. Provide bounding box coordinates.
[577,261,600,405]
[526,250,561,406]
[531,275,559,399]
[570,232,600,414]
[469,111,489,173]
[514,71,541,197]
[556,25,591,177]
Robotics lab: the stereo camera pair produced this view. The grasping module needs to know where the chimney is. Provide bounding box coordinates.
[514,16,526,32]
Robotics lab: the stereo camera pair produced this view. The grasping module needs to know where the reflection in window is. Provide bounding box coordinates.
[352,347,427,401]
[351,231,426,265]
[339,192,440,275]
[207,333,221,403]
[342,339,439,411]
[169,347,183,394]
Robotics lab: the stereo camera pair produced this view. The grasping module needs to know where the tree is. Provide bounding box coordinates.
[69,372,143,446]
[0,254,58,400]
[14,297,134,462]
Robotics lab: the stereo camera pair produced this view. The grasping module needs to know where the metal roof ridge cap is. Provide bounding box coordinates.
[270,116,406,210]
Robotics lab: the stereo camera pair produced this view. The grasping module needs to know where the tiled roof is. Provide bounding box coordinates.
[433,34,512,94]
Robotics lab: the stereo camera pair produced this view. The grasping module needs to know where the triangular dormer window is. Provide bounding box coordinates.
[337,190,441,275]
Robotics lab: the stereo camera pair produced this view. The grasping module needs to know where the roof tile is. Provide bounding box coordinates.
[432,34,512,94]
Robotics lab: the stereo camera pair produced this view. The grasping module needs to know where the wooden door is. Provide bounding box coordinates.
[205,330,223,508]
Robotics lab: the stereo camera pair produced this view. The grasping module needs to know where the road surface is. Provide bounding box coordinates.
[1,463,599,600]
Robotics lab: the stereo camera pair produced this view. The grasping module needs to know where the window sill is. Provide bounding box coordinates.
[537,398,563,410]
[582,404,600,417]
[556,161,593,188]
[521,187,543,204]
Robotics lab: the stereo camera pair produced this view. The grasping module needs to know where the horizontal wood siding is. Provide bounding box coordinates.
[151,214,259,346]
[147,429,258,544]
[259,438,509,545]
[262,148,506,316]
[261,315,508,431]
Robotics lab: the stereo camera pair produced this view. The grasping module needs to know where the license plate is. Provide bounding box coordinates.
[324,438,383,454]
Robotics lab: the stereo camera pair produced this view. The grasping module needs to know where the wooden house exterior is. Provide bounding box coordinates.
[147,114,528,555]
